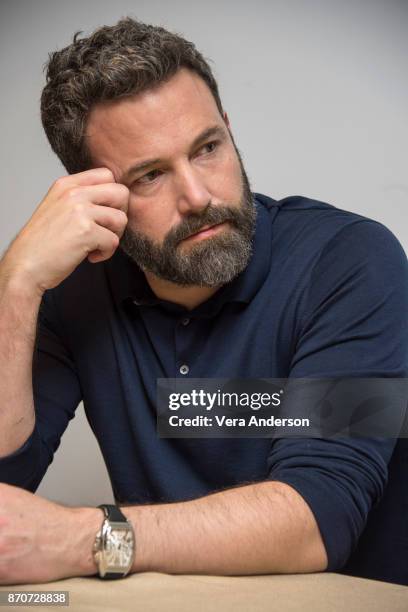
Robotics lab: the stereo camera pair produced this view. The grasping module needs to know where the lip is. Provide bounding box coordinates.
[183,222,227,242]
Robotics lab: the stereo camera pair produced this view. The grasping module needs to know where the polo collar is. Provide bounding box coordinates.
[105,194,278,317]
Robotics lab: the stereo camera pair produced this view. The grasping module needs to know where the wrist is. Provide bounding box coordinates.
[67,506,103,577]
[0,259,45,302]
[120,504,153,573]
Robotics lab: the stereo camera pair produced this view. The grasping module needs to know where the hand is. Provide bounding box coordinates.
[1,168,129,296]
[0,483,100,584]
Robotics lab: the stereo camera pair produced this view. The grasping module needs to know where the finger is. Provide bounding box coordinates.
[51,167,116,195]
[87,225,120,264]
[90,204,128,238]
[80,183,130,213]
[67,167,116,187]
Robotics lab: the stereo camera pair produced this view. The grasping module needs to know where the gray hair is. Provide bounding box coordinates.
[41,17,224,174]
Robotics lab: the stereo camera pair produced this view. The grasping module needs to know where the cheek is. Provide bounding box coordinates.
[215,152,243,200]
[126,194,172,241]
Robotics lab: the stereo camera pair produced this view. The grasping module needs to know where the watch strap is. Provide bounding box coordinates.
[97,503,128,523]
[104,571,125,580]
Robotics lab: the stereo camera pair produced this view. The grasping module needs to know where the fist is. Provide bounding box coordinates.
[1,168,129,294]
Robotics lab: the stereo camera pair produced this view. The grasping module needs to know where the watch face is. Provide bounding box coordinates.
[98,521,135,576]
[106,528,134,568]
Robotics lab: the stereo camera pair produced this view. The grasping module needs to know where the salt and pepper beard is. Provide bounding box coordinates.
[119,146,257,287]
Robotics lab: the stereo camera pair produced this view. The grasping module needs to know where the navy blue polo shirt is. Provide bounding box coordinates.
[1,194,407,583]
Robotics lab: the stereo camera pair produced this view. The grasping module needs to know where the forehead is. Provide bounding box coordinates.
[86,68,223,173]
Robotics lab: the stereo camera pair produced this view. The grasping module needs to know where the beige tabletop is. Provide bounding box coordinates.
[1,572,408,612]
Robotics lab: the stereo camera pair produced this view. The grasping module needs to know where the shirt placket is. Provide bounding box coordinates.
[174,315,194,376]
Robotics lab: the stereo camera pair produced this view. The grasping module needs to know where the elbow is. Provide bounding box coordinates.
[298,526,328,573]
[262,480,328,574]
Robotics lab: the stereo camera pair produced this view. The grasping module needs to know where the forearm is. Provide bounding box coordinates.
[0,262,41,457]
[0,479,328,585]
[121,481,328,575]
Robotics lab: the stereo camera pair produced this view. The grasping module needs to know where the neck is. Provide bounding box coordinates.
[144,271,222,311]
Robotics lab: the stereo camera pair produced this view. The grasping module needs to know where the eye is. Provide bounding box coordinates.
[136,169,163,185]
[196,140,219,156]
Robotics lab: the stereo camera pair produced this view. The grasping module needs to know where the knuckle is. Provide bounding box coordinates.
[117,183,130,198]
[52,176,67,190]
[111,233,120,249]
[99,167,115,182]
[71,201,87,217]
[106,169,115,182]
[65,187,81,201]
[117,210,128,225]
[78,218,92,234]
[104,234,119,254]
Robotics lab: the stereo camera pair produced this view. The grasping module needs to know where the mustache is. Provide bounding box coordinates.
[165,205,241,245]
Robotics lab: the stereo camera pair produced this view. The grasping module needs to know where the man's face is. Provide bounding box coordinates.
[86,68,256,287]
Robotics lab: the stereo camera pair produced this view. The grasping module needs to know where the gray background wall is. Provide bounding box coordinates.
[0,0,407,506]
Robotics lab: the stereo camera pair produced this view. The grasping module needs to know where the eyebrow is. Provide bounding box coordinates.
[119,125,227,184]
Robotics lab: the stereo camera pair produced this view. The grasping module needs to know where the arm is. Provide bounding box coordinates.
[0,286,84,491]
[264,220,408,570]
[0,168,129,489]
[0,270,41,457]
[0,479,326,584]
[121,480,327,575]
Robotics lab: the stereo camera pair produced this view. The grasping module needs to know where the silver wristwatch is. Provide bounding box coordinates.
[93,504,135,579]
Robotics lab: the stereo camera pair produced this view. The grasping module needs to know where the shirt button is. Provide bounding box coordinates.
[181,317,190,326]
[179,364,189,375]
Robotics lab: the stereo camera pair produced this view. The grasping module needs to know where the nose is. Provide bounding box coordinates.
[175,162,212,215]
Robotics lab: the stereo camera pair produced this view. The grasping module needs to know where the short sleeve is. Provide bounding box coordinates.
[266,220,408,570]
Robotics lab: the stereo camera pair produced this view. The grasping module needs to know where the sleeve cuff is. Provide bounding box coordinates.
[0,426,43,491]
[267,468,362,571]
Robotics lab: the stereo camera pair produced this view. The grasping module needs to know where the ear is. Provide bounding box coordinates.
[223,111,231,128]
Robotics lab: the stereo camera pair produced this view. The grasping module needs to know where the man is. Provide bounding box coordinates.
[0,17,406,585]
